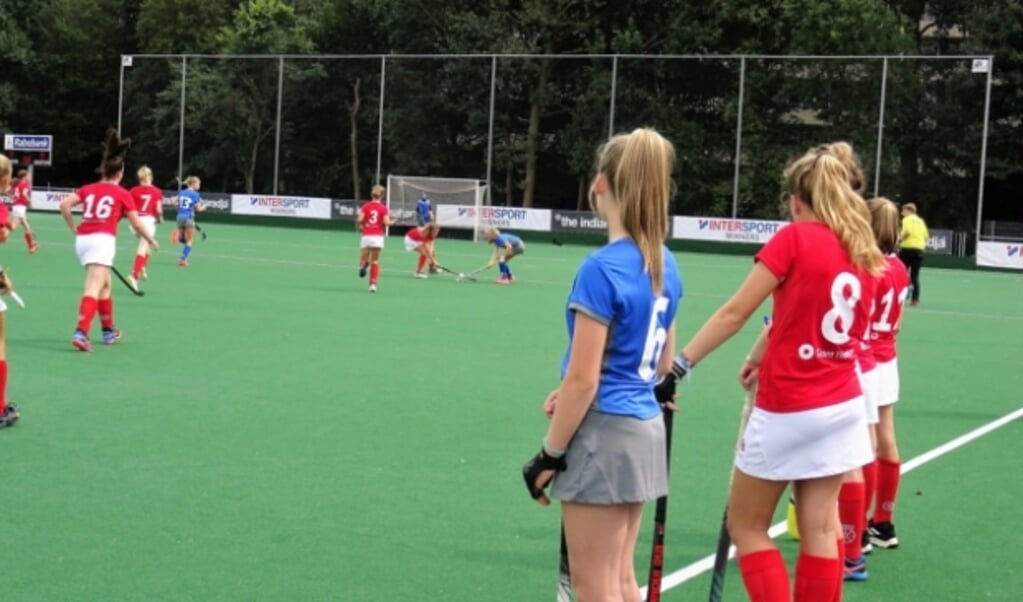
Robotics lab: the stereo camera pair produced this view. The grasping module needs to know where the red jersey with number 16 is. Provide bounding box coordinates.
[129,184,163,218]
[360,200,389,236]
[754,221,869,413]
[870,255,910,362]
[74,182,137,236]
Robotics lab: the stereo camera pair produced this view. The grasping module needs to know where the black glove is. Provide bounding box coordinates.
[654,374,677,407]
[522,448,567,500]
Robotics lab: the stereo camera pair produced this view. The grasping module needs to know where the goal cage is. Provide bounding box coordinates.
[386,175,488,241]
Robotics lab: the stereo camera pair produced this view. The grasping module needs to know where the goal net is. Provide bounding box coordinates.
[386,175,488,241]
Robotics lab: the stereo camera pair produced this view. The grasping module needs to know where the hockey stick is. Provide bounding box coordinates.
[557,523,572,602]
[110,265,145,297]
[195,223,208,241]
[707,385,760,600]
[456,266,488,282]
[645,397,677,602]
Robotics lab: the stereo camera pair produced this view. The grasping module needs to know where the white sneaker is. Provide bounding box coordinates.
[128,276,139,291]
[369,285,377,293]
[415,272,428,279]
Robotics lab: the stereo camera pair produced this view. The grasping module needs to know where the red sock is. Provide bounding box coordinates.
[873,458,901,523]
[98,297,114,330]
[0,360,7,414]
[24,232,34,247]
[416,254,427,273]
[132,254,146,279]
[862,460,878,520]
[77,296,99,334]
[143,253,151,268]
[738,549,791,602]
[369,263,380,285]
[838,482,866,559]
[794,553,840,602]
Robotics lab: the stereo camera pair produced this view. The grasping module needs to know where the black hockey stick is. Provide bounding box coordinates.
[110,265,145,297]
[645,398,677,602]
[195,223,208,241]
[557,523,572,601]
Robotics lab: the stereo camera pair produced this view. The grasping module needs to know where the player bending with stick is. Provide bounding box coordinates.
[484,227,525,284]
[522,128,682,601]
[404,222,440,278]
[663,144,885,601]
[60,129,159,352]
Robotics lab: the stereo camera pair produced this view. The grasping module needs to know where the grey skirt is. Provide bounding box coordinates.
[551,409,668,505]
[177,217,195,228]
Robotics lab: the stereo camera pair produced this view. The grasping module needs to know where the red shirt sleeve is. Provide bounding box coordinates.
[754,223,797,281]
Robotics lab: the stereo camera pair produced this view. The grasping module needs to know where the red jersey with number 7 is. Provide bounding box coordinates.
[129,184,163,218]
[74,182,136,236]
[754,221,868,413]
[360,200,389,236]
[870,255,910,362]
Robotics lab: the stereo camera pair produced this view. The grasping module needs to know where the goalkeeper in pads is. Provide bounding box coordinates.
[484,227,525,284]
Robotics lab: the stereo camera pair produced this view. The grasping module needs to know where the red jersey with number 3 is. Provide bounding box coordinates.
[360,200,388,236]
[129,184,163,218]
[754,221,868,413]
[74,182,136,236]
[870,255,910,362]
[12,179,29,207]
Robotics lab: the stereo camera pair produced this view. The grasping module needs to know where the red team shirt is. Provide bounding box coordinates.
[74,182,136,236]
[12,179,29,207]
[406,226,434,243]
[856,274,881,373]
[755,222,872,413]
[129,184,163,218]
[360,200,389,236]
[870,255,911,363]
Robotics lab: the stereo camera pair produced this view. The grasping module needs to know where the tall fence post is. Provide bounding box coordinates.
[177,56,187,185]
[273,56,285,194]
[608,55,618,138]
[485,55,497,209]
[117,56,129,135]
[873,57,889,198]
[730,56,747,219]
[375,57,386,185]
[974,55,995,252]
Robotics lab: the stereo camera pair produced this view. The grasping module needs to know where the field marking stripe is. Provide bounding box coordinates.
[640,405,1023,597]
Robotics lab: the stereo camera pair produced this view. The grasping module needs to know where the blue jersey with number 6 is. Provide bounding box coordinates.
[176,189,201,220]
[561,239,683,419]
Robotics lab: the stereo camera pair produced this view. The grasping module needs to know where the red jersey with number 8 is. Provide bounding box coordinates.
[129,184,163,218]
[74,182,136,236]
[870,255,910,362]
[360,200,388,236]
[755,222,869,413]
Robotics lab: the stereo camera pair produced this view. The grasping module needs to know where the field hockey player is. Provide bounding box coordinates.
[404,222,440,278]
[128,166,164,287]
[484,227,525,284]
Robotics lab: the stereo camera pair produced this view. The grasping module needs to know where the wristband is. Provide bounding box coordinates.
[542,438,566,458]
[671,353,694,381]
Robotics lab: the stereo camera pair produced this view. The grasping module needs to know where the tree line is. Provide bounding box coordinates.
[1,0,1019,229]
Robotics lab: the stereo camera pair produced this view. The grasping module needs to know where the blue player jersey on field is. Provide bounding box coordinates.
[416,198,432,225]
[560,239,683,420]
[176,189,201,220]
[494,233,523,249]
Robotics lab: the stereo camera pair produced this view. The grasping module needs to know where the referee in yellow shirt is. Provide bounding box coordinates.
[899,203,929,306]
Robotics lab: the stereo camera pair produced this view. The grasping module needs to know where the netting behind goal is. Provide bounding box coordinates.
[386,175,487,241]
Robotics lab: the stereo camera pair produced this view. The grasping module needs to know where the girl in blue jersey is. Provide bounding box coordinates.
[484,227,525,284]
[523,128,683,600]
[173,176,205,267]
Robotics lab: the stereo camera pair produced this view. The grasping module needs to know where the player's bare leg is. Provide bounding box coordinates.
[131,236,150,287]
[368,248,382,292]
[0,313,18,428]
[358,247,370,278]
[414,246,429,278]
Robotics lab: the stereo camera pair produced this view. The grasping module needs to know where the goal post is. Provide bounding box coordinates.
[385,174,488,241]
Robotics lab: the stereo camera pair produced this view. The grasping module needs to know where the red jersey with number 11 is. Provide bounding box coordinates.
[74,182,136,236]
[870,255,910,362]
[360,200,389,236]
[129,184,163,218]
[754,222,868,413]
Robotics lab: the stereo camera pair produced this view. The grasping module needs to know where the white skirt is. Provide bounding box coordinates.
[404,235,422,252]
[876,359,900,407]
[11,205,27,220]
[130,215,157,239]
[361,235,385,249]
[736,397,873,481]
[75,233,116,267]
[857,364,881,425]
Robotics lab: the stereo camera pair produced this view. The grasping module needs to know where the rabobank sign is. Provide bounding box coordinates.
[3,134,52,152]
[674,216,788,244]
